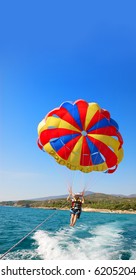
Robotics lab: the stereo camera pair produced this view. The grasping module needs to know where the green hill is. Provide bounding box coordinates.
[1,193,136,211]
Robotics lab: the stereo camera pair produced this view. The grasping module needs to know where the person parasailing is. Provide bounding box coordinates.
[67,187,85,226]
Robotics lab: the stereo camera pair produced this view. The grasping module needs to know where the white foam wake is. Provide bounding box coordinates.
[33,222,124,260]
[130,241,136,260]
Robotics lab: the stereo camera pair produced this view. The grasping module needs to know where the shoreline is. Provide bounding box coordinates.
[1,205,136,214]
[32,206,136,214]
[82,207,136,214]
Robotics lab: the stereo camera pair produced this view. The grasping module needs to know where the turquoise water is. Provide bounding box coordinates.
[0,206,136,260]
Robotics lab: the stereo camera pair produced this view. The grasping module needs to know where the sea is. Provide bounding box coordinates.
[0,206,136,260]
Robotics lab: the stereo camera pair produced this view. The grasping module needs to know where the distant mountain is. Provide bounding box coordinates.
[30,194,68,201]
[30,191,94,201]
[110,194,136,198]
[29,191,136,201]
[1,192,136,211]
[128,194,136,198]
[1,192,136,203]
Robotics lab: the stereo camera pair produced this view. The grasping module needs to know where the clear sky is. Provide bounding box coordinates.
[0,0,136,201]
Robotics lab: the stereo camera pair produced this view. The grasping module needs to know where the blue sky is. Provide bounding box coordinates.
[0,0,136,200]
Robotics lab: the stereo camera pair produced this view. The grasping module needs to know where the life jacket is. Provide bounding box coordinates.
[71,199,82,210]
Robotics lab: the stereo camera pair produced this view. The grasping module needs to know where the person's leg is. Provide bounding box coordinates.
[72,211,81,226]
[72,214,78,226]
[70,214,74,226]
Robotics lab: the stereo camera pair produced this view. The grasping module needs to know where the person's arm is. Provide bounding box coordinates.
[80,193,84,203]
[68,186,75,199]
[67,194,71,201]
[80,188,85,203]
[81,188,85,197]
[67,187,72,201]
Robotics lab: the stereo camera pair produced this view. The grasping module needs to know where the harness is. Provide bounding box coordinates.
[71,199,82,210]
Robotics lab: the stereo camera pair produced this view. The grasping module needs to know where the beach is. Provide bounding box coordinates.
[82,207,136,214]
[34,206,136,215]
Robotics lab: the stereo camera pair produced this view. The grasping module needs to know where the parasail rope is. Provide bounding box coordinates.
[0,201,68,260]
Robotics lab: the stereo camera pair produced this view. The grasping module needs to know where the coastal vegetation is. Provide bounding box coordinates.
[0,193,136,211]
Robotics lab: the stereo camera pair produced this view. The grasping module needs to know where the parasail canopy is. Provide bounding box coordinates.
[37,100,124,173]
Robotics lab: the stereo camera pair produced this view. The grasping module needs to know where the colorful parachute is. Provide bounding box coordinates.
[37,100,124,173]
